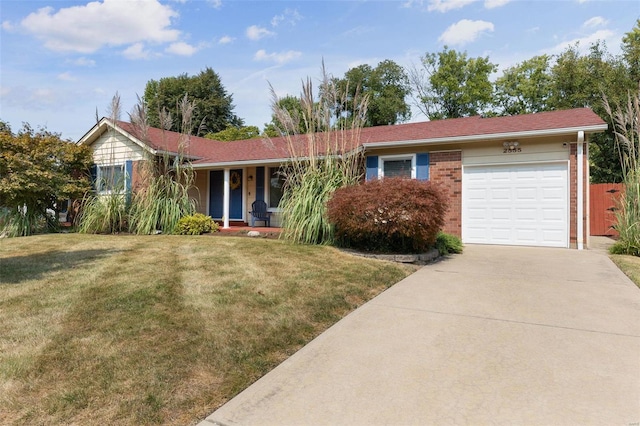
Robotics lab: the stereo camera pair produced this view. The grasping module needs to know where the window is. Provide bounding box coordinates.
[268,167,285,208]
[380,155,415,179]
[97,165,124,193]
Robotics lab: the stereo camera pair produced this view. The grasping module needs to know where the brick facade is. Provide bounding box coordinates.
[569,143,588,248]
[429,151,462,236]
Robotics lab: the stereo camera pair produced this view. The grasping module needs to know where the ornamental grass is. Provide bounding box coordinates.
[272,64,368,245]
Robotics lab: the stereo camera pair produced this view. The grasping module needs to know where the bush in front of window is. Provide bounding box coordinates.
[326,178,448,253]
[175,213,219,235]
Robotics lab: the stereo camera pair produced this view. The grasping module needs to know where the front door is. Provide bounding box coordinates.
[209,169,243,220]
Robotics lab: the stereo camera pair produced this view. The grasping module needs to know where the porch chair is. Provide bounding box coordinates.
[250,200,272,227]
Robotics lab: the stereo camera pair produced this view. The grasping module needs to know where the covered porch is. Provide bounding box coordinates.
[191,163,286,229]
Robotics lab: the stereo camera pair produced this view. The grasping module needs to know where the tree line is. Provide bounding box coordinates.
[143,21,638,182]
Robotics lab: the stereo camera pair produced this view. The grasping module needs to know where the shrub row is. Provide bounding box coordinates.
[327,178,448,253]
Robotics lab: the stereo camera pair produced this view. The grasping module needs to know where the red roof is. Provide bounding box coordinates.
[112,108,605,166]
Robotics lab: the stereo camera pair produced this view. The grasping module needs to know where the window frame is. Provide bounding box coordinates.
[96,164,125,194]
[266,166,286,210]
[379,154,416,179]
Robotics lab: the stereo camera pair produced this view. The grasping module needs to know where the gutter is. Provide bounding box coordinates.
[361,124,609,150]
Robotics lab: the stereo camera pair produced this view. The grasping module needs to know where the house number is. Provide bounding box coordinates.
[503,147,522,153]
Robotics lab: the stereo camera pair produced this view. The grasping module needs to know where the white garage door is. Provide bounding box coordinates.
[463,162,568,247]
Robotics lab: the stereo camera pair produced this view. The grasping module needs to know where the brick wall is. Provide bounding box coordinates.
[569,143,588,248]
[430,151,462,236]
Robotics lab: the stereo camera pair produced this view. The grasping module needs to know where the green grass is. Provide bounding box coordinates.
[610,253,640,289]
[0,234,411,425]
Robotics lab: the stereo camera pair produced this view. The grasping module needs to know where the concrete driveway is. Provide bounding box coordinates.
[200,243,640,426]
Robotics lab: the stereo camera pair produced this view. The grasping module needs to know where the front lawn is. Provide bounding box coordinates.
[0,234,411,425]
[610,253,640,289]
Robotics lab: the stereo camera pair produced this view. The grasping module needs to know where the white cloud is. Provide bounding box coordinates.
[246,25,275,40]
[2,20,15,31]
[208,0,222,9]
[218,35,234,44]
[57,72,76,81]
[19,0,180,53]
[342,26,373,38]
[254,49,301,64]
[583,16,608,28]
[68,57,96,67]
[122,43,151,60]
[547,29,615,54]
[165,41,197,56]
[484,0,510,9]
[438,19,494,45]
[428,0,475,12]
[271,9,302,27]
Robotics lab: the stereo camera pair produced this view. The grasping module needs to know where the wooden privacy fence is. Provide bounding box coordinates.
[590,183,623,236]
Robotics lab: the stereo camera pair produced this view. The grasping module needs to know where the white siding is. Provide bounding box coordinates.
[92,132,145,166]
[463,141,569,166]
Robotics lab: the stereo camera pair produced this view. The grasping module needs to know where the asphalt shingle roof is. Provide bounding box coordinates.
[113,108,606,166]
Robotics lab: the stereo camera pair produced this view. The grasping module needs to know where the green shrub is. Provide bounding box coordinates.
[604,90,640,256]
[175,213,218,235]
[78,193,128,234]
[435,232,463,255]
[326,178,448,253]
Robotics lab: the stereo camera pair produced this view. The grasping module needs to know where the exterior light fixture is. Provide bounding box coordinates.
[502,141,521,152]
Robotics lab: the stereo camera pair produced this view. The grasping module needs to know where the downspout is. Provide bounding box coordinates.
[585,137,590,248]
[577,131,584,250]
[223,168,230,229]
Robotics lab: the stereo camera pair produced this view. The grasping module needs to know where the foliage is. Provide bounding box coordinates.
[175,213,218,235]
[604,87,640,256]
[494,55,553,116]
[409,46,497,120]
[435,232,463,255]
[333,60,411,126]
[272,65,367,245]
[128,95,197,235]
[78,93,130,234]
[144,67,243,136]
[326,178,448,253]
[264,95,311,136]
[205,125,261,141]
[0,124,92,237]
[622,19,640,83]
[550,42,633,183]
[77,193,128,234]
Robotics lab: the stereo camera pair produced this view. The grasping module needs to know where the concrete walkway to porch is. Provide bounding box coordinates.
[199,238,640,425]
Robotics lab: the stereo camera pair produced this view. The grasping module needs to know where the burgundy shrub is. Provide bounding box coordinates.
[326,178,448,253]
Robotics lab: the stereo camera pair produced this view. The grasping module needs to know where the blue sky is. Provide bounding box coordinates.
[1,0,638,141]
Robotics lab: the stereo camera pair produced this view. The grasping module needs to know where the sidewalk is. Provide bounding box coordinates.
[199,243,640,426]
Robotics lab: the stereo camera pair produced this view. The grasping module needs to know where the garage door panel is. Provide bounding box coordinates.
[490,188,511,201]
[463,162,568,247]
[491,208,511,220]
[514,187,537,201]
[515,208,536,221]
[542,186,565,200]
[542,208,565,221]
[514,228,538,242]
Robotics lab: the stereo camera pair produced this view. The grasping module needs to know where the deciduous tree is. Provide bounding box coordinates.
[494,55,553,116]
[334,60,411,126]
[410,47,496,120]
[144,67,243,136]
[205,125,261,141]
[0,124,92,236]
